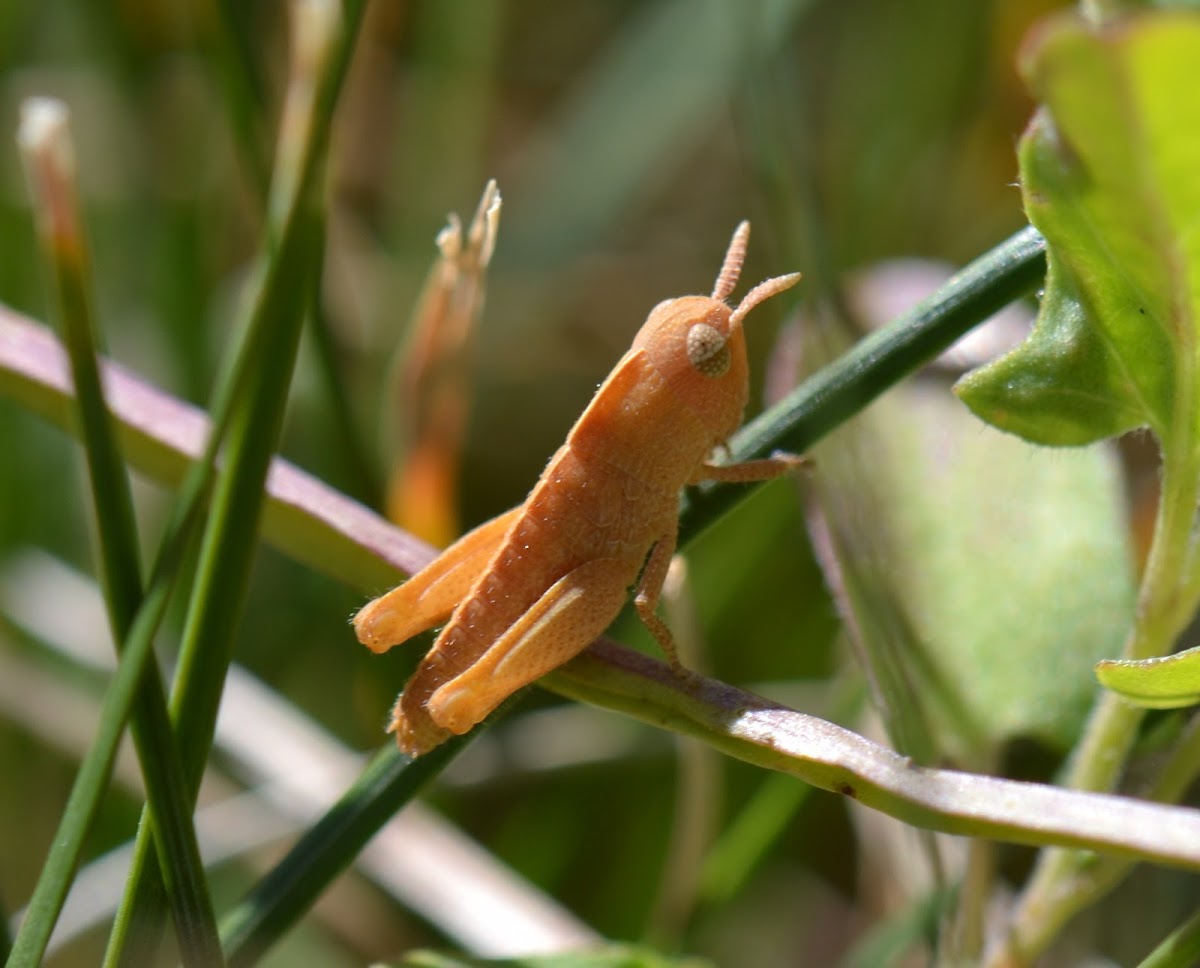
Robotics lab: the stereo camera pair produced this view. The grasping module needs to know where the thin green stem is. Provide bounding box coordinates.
[8,546,187,967]
[14,99,222,968]
[984,696,1200,967]
[953,839,996,962]
[1059,451,1200,794]
[1137,908,1200,968]
[547,641,1200,867]
[983,258,1200,968]
[210,0,271,197]
[208,0,379,507]
[17,439,221,968]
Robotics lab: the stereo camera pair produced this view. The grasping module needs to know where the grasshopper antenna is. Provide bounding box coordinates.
[730,271,802,328]
[712,220,750,302]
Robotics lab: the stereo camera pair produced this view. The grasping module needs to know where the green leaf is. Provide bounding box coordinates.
[812,384,1136,757]
[956,13,1200,446]
[1096,647,1200,708]
[221,739,475,968]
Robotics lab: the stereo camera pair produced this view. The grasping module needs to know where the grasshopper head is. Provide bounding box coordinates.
[631,222,800,444]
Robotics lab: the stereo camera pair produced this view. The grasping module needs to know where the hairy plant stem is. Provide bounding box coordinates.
[986,401,1200,966]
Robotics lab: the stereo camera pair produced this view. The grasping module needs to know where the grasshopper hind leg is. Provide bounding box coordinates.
[412,556,639,741]
[354,505,522,652]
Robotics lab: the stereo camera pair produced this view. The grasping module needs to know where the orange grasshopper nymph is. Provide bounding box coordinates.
[355,221,802,755]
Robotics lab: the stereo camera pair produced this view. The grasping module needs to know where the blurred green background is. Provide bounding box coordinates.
[0,1,1075,965]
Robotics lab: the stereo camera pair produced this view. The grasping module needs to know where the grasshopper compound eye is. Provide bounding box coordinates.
[686,322,730,378]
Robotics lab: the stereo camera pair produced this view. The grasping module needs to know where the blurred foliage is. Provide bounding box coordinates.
[394,947,714,968]
[811,381,1134,762]
[12,1,1187,967]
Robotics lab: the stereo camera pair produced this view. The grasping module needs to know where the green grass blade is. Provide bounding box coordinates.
[698,766,812,909]
[102,3,367,963]
[678,224,1048,543]
[14,99,223,968]
[11,465,218,968]
[220,737,470,967]
[17,115,143,627]
[8,562,179,966]
[210,0,376,507]
[1137,908,1200,968]
[210,0,271,197]
[104,121,321,968]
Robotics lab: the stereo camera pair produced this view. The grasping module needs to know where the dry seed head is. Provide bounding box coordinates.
[469,179,502,266]
[17,97,81,255]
